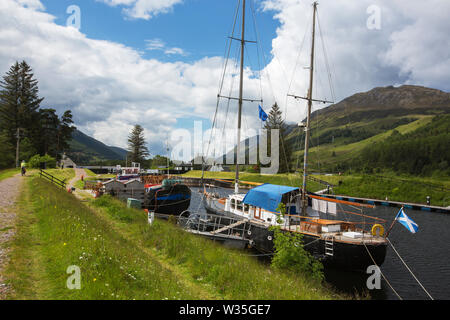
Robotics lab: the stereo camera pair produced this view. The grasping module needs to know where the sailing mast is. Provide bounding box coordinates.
[288,2,332,214]
[301,1,317,213]
[235,0,246,194]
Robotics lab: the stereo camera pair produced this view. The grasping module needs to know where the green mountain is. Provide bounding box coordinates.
[67,129,127,164]
[282,85,450,174]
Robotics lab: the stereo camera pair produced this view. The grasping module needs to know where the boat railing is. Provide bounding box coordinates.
[177,212,250,240]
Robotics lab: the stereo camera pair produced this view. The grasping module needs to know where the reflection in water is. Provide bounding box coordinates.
[188,187,450,300]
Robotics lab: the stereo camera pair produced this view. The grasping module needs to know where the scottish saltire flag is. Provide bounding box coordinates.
[258,105,268,122]
[396,208,419,233]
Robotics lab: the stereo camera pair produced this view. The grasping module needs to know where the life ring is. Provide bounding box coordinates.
[371,224,385,237]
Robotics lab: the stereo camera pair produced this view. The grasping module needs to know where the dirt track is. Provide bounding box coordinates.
[0,174,22,299]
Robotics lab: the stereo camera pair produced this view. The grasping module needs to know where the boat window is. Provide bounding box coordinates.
[244,204,249,214]
[267,218,272,222]
[231,198,236,210]
[236,200,243,211]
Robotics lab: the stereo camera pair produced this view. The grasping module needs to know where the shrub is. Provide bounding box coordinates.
[28,154,57,168]
[270,226,324,283]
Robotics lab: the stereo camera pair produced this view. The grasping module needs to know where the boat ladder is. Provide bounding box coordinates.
[324,236,334,257]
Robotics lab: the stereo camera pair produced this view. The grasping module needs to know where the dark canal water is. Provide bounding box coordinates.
[188,187,450,300]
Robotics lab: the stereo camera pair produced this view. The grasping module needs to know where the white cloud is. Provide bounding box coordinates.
[260,0,450,123]
[145,38,187,56]
[98,0,183,20]
[0,0,218,154]
[1,0,448,158]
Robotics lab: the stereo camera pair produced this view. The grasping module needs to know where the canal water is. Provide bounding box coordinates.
[188,187,450,300]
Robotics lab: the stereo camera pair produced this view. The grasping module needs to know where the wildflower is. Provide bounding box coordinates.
[63,243,67,246]
[93,278,97,282]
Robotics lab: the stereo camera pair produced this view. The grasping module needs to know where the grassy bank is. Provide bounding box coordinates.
[182,170,449,207]
[316,173,449,207]
[5,176,343,300]
[0,168,19,182]
[181,170,325,192]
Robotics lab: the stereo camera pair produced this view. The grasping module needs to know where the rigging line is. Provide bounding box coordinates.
[205,1,241,170]
[295,126,305,173]
[212,41,241,164]
[249,0,265,104]
[217,0,240,96]
[286,9,313,123]
[248,1,269,93]
[386,237,434,300]
[362,241,403,300]
[316,10,336,104]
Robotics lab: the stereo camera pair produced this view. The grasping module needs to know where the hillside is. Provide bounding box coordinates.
[284,85,450,174]
[67,129,127,164]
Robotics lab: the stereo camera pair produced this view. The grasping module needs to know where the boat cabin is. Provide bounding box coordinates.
[223,183,358,235]
[224,184,301,226]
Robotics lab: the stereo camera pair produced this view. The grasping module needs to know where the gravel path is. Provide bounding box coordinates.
[68,168,90,199]
[0,174,22,299]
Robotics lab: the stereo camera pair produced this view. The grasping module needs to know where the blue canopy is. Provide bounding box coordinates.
[242,184,299,213]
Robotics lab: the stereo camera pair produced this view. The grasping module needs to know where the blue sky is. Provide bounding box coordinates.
[2,0,449,159]
[42,0,278,64]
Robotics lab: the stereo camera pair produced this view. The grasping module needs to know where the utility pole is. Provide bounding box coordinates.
[15,127,21,168]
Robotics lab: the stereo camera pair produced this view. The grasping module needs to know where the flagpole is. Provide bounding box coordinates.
[385,206,403,238]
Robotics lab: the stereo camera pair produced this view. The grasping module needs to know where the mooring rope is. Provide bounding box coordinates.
[362,241,403,300]
[386,237,434,300]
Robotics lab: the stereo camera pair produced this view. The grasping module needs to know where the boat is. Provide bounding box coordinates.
[116,162,141,181]
[142,142,192,216]
[143,178,191,216]
[201,1,388,271]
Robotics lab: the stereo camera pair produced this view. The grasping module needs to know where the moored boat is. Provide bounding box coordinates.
[143,178,191,216]
[199,1,387,272]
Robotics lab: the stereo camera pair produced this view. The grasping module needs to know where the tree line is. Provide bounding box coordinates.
[351,115,450,176]
[0,61,76,168]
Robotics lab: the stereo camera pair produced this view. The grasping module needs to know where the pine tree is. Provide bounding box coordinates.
[0,62,21,143]
[127,124,149,163]
[0,61,44,166]
[263,103,292,173]
[37,108,59,156]
[57,110,76,158]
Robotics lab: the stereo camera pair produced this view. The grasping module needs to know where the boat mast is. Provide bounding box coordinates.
[301,2,318,214]
[235,0,246,194]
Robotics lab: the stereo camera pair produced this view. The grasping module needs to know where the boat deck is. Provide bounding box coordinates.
[281,225,387,245]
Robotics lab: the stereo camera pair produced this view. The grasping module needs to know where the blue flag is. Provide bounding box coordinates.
[396,208,418,233]
[258,105,268,122]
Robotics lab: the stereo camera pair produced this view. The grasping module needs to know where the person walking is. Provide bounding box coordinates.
[21,160,26,176]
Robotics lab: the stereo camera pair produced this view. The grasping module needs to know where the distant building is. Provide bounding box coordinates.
[60,154,77,168]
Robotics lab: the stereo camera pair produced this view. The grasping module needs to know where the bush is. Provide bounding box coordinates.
[28,154,57,169]
[270,226,324,283]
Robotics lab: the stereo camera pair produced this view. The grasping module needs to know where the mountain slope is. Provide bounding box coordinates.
[285,85,450,173]
[67,130,127,164]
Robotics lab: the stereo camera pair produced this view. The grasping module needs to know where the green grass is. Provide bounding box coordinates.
[5,178,201,300]
[182,171,326,192]
[5,177,343,300]
[293,116,435,170]
[0,168,20,181]
[90,195,342,300]
[316,173,449,207]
